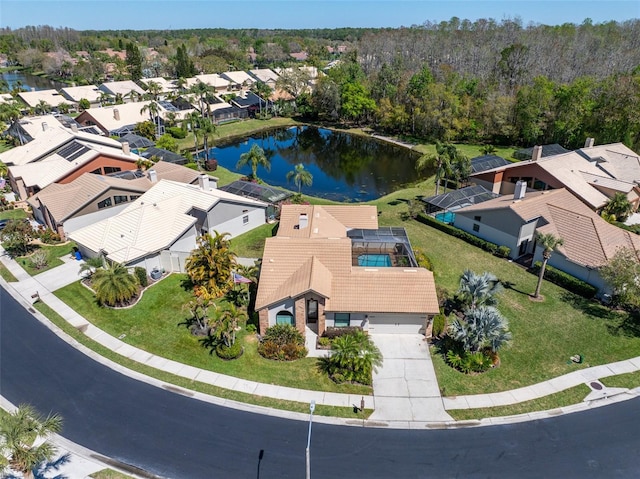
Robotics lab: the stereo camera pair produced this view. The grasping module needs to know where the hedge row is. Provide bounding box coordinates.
[416,213,510,258]
[530,262,597,298]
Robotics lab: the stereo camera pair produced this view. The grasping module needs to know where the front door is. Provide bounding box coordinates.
[519,239,529,256]
[307,299,318,324]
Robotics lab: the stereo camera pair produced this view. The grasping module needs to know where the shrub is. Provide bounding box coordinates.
[258,324,307,360]
[134,266,148,287]
[320,331,382,386]
[317,336,331,348]
[30,250,49,270]
[416,213,502,255]
[216,342,243,360]
[497,245,511,258]
[184,162,199,170]
[444,342,493,374]
[414,248,433,271]
[246,323,257,334]
[167,126,187,139]
[324,326,362,340]
[530,261,597,298]
[37,227,61,244]
[431,313,447,338]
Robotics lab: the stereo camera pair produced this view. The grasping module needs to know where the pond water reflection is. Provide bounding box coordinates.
[207,126,425,201]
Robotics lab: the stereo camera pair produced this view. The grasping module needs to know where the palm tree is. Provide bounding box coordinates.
[0,404,63,479]
[78,256,104,279]
[99,91,112,106]
[185,110,202,157]
[185,231,237,298]
[480,144,498,155]
[326,331,383,384]
[253,81,272,116]
[0,160,7,178]
[449,306,511,353]
[236,144,270,181]
[145,80,162,100]
[199,117,217,162]
[286,163,313,194]
[140,101,161,138]
[91,262,139,306]
[210,303,247,347]
[603,192,634,222]
[415,141,461,195]
[189,81,214,119]
[34,100,51,115]
[182,294,214,336]
[533,232,564,299]
[457,269,503,310]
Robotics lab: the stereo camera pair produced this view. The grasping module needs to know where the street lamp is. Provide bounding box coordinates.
[306,400,316,479]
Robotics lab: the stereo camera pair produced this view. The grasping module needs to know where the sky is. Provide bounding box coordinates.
[1,0,638,30]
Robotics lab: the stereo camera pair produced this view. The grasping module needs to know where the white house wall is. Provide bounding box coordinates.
[325,312,368,329]
[533,249,608,292]
[169,226,198,254]
[267,299,296,325]
[129,254,162,272]
[63,204,130,235]
[207,201,266,238]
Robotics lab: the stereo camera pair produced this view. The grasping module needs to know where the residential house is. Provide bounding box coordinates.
[70,176,268,273]
[470,155,511,174]
[60,85,104,107]
[221,71,256,90]
[248,69,280,88]
[453,186,640,291]
[75,101,164,137]
[230,91,265,117]
[139,77,176,95]
[2,128,142,198]
[98,81,146,102]
[27,161,201,238]
[17,89,71,111]
[193,74,230,93]
[4,114,66,144]
[290,51,309,61]
[256,205,439,344]
[470,142,640,211]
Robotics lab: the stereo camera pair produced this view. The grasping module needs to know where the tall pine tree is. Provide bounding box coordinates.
[175,44,196,78]
[125,42,143,81]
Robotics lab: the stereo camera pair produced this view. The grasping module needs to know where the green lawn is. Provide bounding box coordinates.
[0,262,17,282]
[210,165,242,187]
[447,384,591,420]
[0,208,28,220]
[54,275,370,395]
[600,370,640,389]
[18,242,76,276]
[230,222,278,258]
[89,470,133,479]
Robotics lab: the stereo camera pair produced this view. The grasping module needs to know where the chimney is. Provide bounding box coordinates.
[121,141,130,155]
[584,137,595,148]
[198,174,210,191]
[41,122,48,131]
[113,108,120,121]
[514,180,527,200]
[299,213,309,229]
[531,145,542,162]
[209,176,218,189]
[70,123,78,132]
[147,169,157,183]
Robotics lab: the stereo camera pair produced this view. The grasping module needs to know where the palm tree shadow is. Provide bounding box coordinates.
[5,453,71,479]
[501,281,530,297]
[199,334,219,355]
[180,276,195,292]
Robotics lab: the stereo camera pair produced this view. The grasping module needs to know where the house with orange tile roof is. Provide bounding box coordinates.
[453,186,640,291]
[256,205,439,344]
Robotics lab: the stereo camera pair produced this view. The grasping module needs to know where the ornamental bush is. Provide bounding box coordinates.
[257,324,307,361]
[134,266,148,287]
[216,342,243,360]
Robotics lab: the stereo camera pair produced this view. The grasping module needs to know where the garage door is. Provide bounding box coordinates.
[367,314,426,334]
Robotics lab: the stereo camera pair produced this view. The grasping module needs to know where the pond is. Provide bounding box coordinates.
[205,126,425,201]
[1,71,68,92]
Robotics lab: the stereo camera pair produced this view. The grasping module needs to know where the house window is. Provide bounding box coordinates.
[103,166,121,174]
[243,215,249,225]
[97,197,112,209]
[334,313,350,327]
[114,195,128,205]
[275,310,294,326]
[130,195,141,201]
[90,168,101,174]
[307,300,318,323]
[473,223,480,232]
[474,215,482,222]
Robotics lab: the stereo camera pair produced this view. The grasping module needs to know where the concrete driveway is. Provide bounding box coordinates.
[369,334,453,423]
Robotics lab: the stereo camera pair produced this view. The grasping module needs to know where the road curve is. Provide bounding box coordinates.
[2,286,640,478]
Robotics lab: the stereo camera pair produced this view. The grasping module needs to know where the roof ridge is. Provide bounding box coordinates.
[588,215,610,263]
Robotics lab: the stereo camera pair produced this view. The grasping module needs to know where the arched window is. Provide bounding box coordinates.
[275,310,294,326]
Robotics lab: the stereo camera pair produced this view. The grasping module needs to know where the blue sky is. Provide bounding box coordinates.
[1,0,638,30]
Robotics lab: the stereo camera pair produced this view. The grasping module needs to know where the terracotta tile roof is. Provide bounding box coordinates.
[459,188,640,268]
[277,204,378,238]
[256,205,438,316]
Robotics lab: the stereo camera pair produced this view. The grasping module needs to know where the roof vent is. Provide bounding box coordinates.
[531,145,542,162]
[121,141,130,156]
[41,122,48,131]
[147,169,157,183]
[113,108,120,121]
[584,137,595,148]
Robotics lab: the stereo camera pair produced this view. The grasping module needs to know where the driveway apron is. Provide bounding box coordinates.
[369,334,453,422]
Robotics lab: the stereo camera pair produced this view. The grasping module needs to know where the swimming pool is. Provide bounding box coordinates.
[435,211,456,224]
[358,254,392,267]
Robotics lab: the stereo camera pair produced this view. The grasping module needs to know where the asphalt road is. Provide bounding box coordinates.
[2,286,640,478]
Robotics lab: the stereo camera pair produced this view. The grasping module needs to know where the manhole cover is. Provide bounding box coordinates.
[590,381,603,390]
